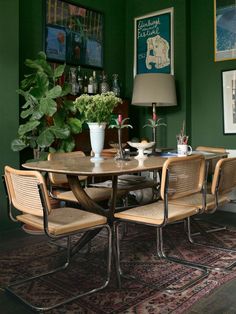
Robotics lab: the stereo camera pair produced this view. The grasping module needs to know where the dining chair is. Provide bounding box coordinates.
[169,157,236,270]
[48,151,115,204]
[114,154,209,292]
[3,165,112,312]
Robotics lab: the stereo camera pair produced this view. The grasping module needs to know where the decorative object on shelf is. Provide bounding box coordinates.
[11,51,83,160]
[132,73,177,153]
[109,114,133,160]
[99,72,110,93]
[112,74,121,96]
[127,141,155,159]
[74,92,122,160]
[176,120,192,156]
[69,67,77,95]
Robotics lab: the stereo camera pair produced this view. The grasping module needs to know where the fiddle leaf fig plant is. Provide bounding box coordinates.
[11,51,83,159]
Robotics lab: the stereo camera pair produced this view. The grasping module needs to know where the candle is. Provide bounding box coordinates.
[118,114,122,125]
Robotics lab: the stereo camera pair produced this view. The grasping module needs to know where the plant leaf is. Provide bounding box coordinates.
[46,85,62,99]
[53,64,65,79]
[11,139,27,151]
[50,126,70,139]
[39,98,57,116]
[37,128,54,148]
[67,117,83,134]
[18,120,40,136]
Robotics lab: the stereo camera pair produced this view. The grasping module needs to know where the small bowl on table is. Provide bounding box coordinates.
[127,141,155,159]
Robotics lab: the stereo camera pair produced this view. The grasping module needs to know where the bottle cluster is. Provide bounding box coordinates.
[68,66,121,97]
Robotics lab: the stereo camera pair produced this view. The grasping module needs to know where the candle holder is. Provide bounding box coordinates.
[109,115,133,161]
[143,112,166,155]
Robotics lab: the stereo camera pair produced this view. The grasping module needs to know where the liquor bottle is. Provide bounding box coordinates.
[77,66,83,94]
[83,74,88,94]
[69,67,77,95]
[99,72,109,93]
[112,73,121,96]
[92,70,98,94]
[88,75,94,94]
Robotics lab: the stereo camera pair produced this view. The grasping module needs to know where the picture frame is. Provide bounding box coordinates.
[44,0,104,68]
[222,69,236,134]
[134,7,174,76]
[214,0,236,62]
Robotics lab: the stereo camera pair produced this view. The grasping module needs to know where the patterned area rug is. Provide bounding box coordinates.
[1,222,236,313]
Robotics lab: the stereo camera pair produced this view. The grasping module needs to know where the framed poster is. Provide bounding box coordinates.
[222,69,236,134]
[45,0,104,68]
[134,8,174,76]
[214,0,236,62]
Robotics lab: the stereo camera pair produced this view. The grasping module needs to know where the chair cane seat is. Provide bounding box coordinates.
[115,201,199,225]
[17,207,107,236]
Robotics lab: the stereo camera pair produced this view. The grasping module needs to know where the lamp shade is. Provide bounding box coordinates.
[131,73,177,107]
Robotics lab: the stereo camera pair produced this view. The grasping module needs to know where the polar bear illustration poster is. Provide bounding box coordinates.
[134,8,173,75]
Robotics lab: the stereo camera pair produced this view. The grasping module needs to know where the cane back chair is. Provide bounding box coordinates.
[169,157,236,270]
[3,165,112,312]
[114,154,208,292]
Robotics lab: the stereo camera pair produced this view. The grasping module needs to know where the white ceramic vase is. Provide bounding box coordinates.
[88,122,106,161]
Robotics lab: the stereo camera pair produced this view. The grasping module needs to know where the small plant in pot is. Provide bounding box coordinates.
[74,92,122,161]
[11,52,83,160]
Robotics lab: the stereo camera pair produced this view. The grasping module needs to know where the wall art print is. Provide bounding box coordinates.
[214,0,236,62]
[134,7,174,76]
[45,0,103,68]
[222,69,236,134]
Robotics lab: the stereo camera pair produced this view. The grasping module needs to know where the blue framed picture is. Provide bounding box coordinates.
[214,0,236,62]
[45,0,103,68]
[134,8,174,76]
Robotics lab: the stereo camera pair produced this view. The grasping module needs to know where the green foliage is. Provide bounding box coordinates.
[143,118,167,128]
[74,92,122,124]
[11,51,83,159]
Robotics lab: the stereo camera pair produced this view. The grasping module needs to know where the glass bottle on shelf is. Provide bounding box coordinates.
[69,67,77,95]
[99,72,110,94]
[112,73,121,96]
[88,75,94,94]
[83,74,88,94]
[77,66,83,95]
[92,70,98,94]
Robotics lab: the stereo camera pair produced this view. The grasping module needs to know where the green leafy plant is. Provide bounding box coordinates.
[11,51,83,159]
[74,92,122,124]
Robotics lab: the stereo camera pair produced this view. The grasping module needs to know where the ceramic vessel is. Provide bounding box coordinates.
[88,122,106,161]
[128,141,155,159]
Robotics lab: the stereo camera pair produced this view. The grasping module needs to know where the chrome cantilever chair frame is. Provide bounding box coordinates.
[170,157,236,272]
[114,155,209,293]
[3,166,112,312]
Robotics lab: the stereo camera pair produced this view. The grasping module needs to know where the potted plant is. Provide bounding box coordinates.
[11,51,83,160]
[74,92,122,161]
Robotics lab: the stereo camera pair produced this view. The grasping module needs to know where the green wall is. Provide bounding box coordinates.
[0,0,19,231]
[191,0,236,149]
[125,0,189,148]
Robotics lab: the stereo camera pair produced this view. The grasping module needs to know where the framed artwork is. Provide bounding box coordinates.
[214,0,236,62]
[222,69,236,134]
[134,7,174,76]
[44,0,104,68]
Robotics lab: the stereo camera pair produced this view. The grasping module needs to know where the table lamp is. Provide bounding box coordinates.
[131,73,177,152]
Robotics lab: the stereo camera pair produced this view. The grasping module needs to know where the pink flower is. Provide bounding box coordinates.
[118,114,122,125]
[152,112,157,121]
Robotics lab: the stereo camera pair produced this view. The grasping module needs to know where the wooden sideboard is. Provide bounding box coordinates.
[75,99,129,154]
